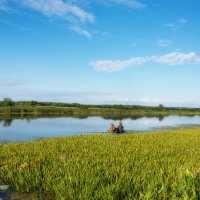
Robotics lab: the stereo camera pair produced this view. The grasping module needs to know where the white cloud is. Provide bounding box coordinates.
[90,57,148,72]
[157,39,173,47]
[1,0,95,37]
[0,0,145,38]
[70,25,92,38]
[153,52,200,66]
[91,51,200,72]
[18,0,95,23]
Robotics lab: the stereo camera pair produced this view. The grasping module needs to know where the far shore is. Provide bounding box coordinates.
[1,101,200,116]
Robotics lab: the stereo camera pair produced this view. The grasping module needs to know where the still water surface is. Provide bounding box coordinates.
[0,115,200,142]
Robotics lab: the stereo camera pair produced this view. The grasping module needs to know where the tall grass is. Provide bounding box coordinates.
[1,128,200,199]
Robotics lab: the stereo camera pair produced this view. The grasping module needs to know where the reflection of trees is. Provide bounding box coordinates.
[0,114,198,126]
[70,115,88,119]
[26,119,31,123]
[3,119,13,127]
[158,115,164,121]
[101,114,169,121]
[101,115,125,120]
[0,115,168,123]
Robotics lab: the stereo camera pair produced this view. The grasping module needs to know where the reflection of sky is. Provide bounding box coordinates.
[124,116,200,130]
[0,116,200,142]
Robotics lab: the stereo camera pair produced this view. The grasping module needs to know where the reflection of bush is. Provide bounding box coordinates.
[0,114,167,123]
[3,119,13,127]
[101,114,169,121]
[0,114,198,125]
[158,115,164,121]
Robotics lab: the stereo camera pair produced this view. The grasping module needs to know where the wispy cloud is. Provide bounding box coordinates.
[70,25,92,38]
[19,0,95,23]
[0,0,146,38]
[91,51,200,72]
[156,39,173,47]
[0,0,95,37]
[165,18,188,32]
[152,52,199,66]
[91,57,148,72]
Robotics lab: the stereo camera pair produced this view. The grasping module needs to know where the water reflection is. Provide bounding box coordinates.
[0,119,13,127]
[0,114,200,142]
[0,113,169,126]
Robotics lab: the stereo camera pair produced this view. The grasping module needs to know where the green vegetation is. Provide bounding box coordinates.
[0,98,200,115]
[0,98,14,107]
[1,128,200,199]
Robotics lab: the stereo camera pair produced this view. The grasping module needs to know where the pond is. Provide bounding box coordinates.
[0,115,200,142]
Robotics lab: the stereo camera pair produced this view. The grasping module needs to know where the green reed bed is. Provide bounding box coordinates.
[0,128,200,199]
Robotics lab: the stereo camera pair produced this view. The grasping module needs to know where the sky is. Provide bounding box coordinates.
[0,0,200,107]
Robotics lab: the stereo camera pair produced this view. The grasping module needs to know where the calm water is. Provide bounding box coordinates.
[0,115,200,142]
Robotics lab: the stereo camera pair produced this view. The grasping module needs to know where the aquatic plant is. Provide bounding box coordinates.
[0,128,200,199]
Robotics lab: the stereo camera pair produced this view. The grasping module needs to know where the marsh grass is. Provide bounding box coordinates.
[0,128,200,199]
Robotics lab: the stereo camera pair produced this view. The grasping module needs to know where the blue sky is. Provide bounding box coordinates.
[0,0,200,106]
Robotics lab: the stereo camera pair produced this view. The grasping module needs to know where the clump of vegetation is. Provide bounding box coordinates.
[0,98,14,107]
[0,128,200,199]
[1,98,200,115]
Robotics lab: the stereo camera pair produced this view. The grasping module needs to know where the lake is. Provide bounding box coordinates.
[0,115,200,142]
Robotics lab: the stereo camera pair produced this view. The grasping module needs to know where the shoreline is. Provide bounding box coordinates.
[1,125,200,144]
[1,103,200,116]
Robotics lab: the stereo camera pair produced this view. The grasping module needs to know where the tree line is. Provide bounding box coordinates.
[0,98,200,112]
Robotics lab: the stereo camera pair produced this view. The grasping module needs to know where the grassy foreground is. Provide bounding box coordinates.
[1,129,200,199]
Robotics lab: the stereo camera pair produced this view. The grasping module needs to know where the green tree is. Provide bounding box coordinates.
[2,98,14,106]
[159,104,164,110]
